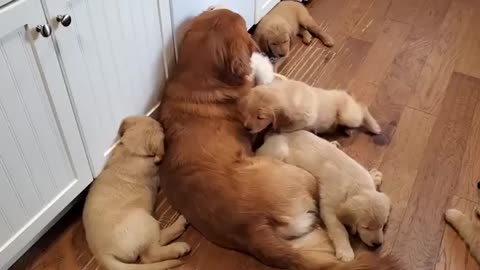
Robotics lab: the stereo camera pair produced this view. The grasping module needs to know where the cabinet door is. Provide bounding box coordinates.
[43,0,174,175]
[170,0,255,53]
[0,0,91,268]
[255,0,279,24]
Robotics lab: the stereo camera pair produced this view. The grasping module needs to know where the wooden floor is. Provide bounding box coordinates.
[11,0,480,269]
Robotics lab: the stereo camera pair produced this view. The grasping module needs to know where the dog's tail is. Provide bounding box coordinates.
[361,105,381,135]
[99,254,184,270]
[249,226,402,270]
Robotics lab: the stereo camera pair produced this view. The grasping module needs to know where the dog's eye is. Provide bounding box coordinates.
[257,115,265,120]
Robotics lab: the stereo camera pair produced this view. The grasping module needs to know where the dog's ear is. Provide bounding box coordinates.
[255,33,270,56]
[147,127,165,164]
[337,197,359,234]
[272,109,293,130]
[118,116,139,137]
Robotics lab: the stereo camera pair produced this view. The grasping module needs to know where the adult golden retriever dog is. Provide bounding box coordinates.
[159,9,400,270]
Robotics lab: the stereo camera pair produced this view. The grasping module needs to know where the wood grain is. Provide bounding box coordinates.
[454,0,480,79]
[435,196,480,270]
[350,0,393,42]
[377,108,436,255]
[407,0,474,115]
[390,72,480,269]
[386,0,424,24]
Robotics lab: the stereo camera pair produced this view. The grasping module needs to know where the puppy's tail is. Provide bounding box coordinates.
[361,105,382,135]
[99,254,184,270]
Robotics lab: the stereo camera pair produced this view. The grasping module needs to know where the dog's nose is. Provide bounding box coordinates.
[372,242,382,249]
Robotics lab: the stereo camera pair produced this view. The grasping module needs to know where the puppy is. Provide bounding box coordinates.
[445,183,480,263]
[83,116,190,270]
[256,130,392,262]
[238,79,381,135]
[250,52,275,85]
[253,1,334,67]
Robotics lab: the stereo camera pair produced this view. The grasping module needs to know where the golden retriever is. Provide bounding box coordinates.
[83,116,190,270]
[238,79,381,135]
[159,8,400,270]
[445,184,480,263]
[256,130,392,262]
[253,1,334,63]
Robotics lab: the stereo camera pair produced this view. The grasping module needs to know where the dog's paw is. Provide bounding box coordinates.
[369,169,383,186]
[174,215,189,229]
[445,209,463,224]
[336,248,355,262]
[322,36,335,47]
[172,242,191,258]
[330,140,341,148]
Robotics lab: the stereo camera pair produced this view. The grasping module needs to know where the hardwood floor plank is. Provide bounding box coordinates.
[350,0,393,42]
[454,1,480,79]
[374,0,453,107]
[350,19,410,88]
[455,89,480,203]
[390,72,480,269]
[377,108,436,255]
[435,196,479,270]
[386,0,424,24]
[407,0,474,115]
[312,37,371,89]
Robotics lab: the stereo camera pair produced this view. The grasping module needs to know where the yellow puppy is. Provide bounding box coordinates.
[83,116,190,270]
[256,130,392,262]
[253,1,334,68]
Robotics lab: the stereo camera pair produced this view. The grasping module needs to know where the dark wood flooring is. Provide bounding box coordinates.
[11,0,480,269]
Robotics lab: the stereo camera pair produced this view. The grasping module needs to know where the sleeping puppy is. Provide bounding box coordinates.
[253,1,334,69]
[83,116,190,270]
[256,130,392,262]
[445,183,480,263]
[238,78,381,135]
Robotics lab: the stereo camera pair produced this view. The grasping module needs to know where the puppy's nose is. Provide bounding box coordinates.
[372,242,382,249]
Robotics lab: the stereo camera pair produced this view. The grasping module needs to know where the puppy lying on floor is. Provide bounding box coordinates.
[253,1,334,70]
[445,183,480,263]
[256,130,392,262]
[238,78,381,135]
[83,116,190,270]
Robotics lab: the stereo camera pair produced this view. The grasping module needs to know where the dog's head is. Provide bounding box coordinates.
[118,116,165,163]
[256,21,292,58]
[338,191,392,248]
[238,86,291,133]
[178,9,258,86]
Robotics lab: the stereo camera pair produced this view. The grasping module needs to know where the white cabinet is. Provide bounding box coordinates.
[0,0,91,268]
[255,0,280,24]
[42,0,174,175]
[0,0,276,268]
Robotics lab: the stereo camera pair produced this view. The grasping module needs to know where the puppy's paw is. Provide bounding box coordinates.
[369,121,382,135]
[171,242,191,258]
[330,140,341,148]
[445,209,464,224]
[322,36,335,47]
[174,215,189,230]
[336,247,355,262]
[302,35,313,45]
[369,169,383,186]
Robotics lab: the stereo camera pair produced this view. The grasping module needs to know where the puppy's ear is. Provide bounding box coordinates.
[272,109,292,130]
[147,127,165,164]
[118,116,139,137]
[337,197,359,234]
[255,33,270,56]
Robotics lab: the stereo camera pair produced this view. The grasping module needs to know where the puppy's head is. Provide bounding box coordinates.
[257,21,292,58]
[338,191,391,248]
[178,9,258,86]
[238,86,291,133]
[118,116,165,163]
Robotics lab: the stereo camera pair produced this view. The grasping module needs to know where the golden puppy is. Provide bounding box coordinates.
[256,130,392,262]
[83,116,190,270]
[445,184,480,263]
[253,1,334,61]
[238,79,381,135]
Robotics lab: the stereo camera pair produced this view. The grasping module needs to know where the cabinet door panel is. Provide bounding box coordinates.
[0,0,91,268]
[44,0,171,175]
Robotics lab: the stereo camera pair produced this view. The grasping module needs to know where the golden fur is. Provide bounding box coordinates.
[256,130,392,262]
[253,1,334,67]
[159,8,401,270]
[238,79,381,135]
[82,116,190,270]
[445,187,480,264]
